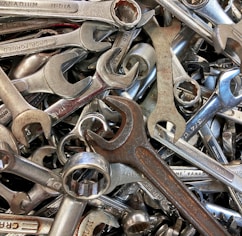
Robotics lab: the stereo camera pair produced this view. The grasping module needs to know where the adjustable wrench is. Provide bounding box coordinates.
[12,48,91,99]
[0,0,142,29]
[0,21,113,58]
[144,17,186,142]
[0,67,51,147]
[86,96,229,236]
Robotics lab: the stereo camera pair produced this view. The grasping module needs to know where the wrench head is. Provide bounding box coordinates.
[80,21,114,52]
[11,110,52,147]
[96,47,139,89]
[86,96,145,153]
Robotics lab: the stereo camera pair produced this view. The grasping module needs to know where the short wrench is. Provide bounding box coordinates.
[144,17,186,142]
[86,96,229,236]
[0,67,51,147]
[183,67,241,141]
[45,47,139,125]
[12,48,91,99]
[0,0,142,29]
[0,21,113,57]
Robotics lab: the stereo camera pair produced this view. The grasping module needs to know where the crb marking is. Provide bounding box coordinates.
[0,220,38,233]
[0,38,56,54]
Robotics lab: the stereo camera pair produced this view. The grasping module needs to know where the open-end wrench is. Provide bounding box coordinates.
[86,96,229,236]
[0,21,114,58]
[183,67,241,141]
[144,17,186,142]
[12,48,91,99]
[0,67,51,147]
[44,47,139,125]
[0,0,142,29]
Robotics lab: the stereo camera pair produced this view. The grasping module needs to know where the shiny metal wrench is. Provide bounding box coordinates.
[181,0,233,25]
[0,21,113,57]
[12,48,91,99]
[0,0,142,29]
[0,67,51,147]
[183,67,241,141]
[144,17,186,142]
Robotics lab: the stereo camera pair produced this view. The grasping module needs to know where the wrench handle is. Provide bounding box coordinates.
[0,67,33,118]
[135,145,230,236]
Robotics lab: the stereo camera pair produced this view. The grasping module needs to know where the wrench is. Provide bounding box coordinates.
[44,47,139,125]
[12,48,91,99]
[183,67,241,141]
[0,21,113,58]
[181,0,233,25]
[49,152,111,236]
[86,96,229,236]
[0,67,51,147]
[144,17,186,142]
[0,0,142,29]
[0,213,53,235]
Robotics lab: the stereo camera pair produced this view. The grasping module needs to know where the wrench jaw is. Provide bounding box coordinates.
[96,47,139,89]
[11,110,52,147]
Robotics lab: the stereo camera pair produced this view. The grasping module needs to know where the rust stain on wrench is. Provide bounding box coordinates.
[86,96,229,236]
[144,17,186,142]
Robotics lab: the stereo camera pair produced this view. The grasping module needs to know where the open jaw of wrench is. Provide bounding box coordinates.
[12,48,92,99]
[0,67,51,147]
[0,0,142,29]
[86,96,229,236]
[144,17,186,142]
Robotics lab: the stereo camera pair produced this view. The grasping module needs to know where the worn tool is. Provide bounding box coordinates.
[0,0,142,29]
[0,21,114,57]
[12,48,91,99]
[144,17,186,142]
[0,67,51,147]
[86,96,229,236]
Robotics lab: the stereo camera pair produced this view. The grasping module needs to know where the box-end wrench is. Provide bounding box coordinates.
[0,67,51,147]
[12,49,91,99]
[0,21,114,58]
[0,0,142,29]
[86,96,229,236]
[183,67,241,141]
[49,152,111,236]
[181,0,233,25]
[144,17,186,142]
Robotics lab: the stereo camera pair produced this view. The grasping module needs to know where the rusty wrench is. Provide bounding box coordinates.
[86,96,229,236]
[0,67,51,147]
[144,17,186,142]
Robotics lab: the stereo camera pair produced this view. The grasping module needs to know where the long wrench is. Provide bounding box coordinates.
[86,96,230,236]
[0,0,142,29]
[144,17,186,142]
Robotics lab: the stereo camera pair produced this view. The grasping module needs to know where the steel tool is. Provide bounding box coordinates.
[0,21,114,57]
[0,0,142,29]
[86,95,229,236]
[0,67,51,147]
[144,17,186,142]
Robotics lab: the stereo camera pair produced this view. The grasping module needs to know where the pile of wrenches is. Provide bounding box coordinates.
[0,0,241,235]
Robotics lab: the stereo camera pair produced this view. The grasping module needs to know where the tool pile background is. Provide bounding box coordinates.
[0,0,241,235]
